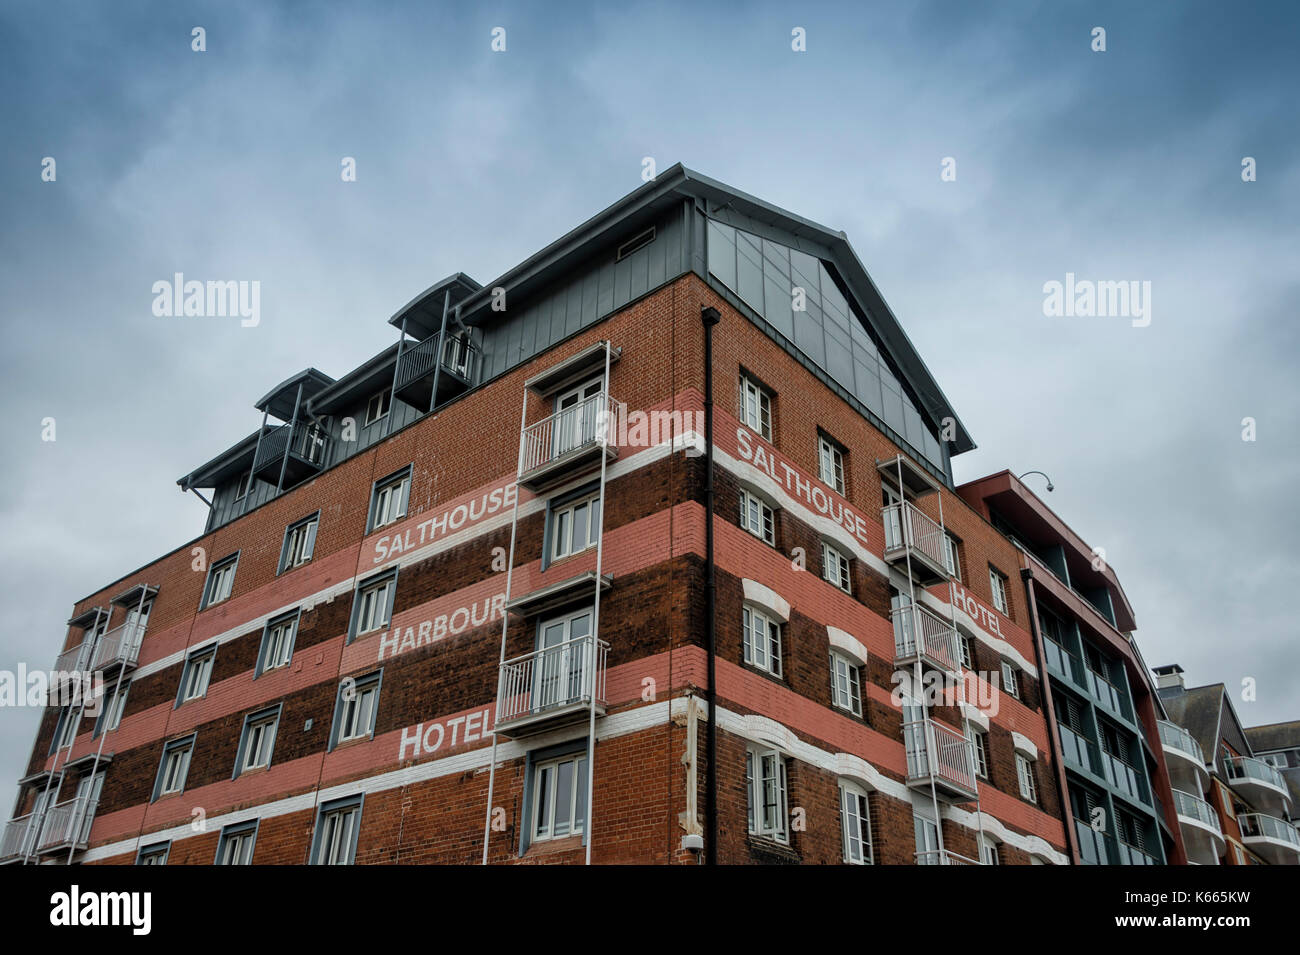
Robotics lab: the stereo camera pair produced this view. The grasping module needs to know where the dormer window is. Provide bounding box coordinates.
[365,388,391,426]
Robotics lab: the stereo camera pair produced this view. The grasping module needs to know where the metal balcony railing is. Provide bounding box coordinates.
[882,501,946,571]
[892,603,960,673]
[53,639,93,677]
[904,718,978,798]
[915,849,980,865]
[1238,812,1300,847]
[0,811,44,863]
[36,795,96,854]
[394,331,480,394]
[519,391,618,477]
[91,619,146,671]
[1225,755,1287,793]
[1157,720,1206,766]
[1172,789,1221,834]
[253,422,330,473]
[495,635,608,728]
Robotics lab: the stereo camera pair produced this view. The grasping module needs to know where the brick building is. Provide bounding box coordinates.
[4,166,1073,865]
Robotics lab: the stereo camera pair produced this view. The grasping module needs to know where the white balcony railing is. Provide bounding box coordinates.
[1238,813,1300,848]
[1225,755,1287,793]
[0,811,45,862]
[892,603,961,672]
[91,620,146,671]
[904,718,978,797]
[1157,720,1205,765]
[915,849,980,865]
[52,639,93,677]
[519,391,617,477]
[496,635,608,728]
[882,501,947,571]
[1172,789,1221,834]
[36,795,96,854]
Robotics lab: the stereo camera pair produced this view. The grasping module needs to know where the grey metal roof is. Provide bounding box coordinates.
[176,431,259,491]
[388,272,482,340]
[309,343,401,416]
[253,368,336,419]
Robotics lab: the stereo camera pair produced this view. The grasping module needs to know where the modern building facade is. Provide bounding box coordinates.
[1157,667,1299,865]
[1245,721,1300,812]
[957,473,1187,865]
[6,167,1079,865]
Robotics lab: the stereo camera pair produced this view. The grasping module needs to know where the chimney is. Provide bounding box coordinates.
[1153,663,1185,691]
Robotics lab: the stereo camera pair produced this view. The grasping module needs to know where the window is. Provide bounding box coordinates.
[311,796,362,865]
[743,606,783,677]
[1000,661,1021,700]
[154,735,196,799]
[818,435,846,494]
[236,706,281,775]
[234,471,252,501]
[839,782,872,864]
[739,374,772,440]
[368,467,411,532]
[979,835,1001,865]
[1016,754,1038,803]
[830,651,862,716]
[914,813,940,863]
[201,554,238,609]
[745,745,788,843]
[350,571,396,641]
[943,534,961,580]
[531,752,589,842]
[176,646,216,704]
[821,541,851,593]
[279,513,319,573]
[257,611,298,675]
[989,566,1009,615]
[1262,753,1287,769]
[331,672,381,748]
[215,821,258,865]
[136,842,170,865]
[972,729,990,779]
[959,634,974,670]
[50,705,79,753]
[549,492,601,561]
[93,680,130,737]
[364,388,391,426]
[739,488,775,545]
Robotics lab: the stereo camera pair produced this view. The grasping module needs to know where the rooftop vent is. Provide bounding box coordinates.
[616,226,656,261]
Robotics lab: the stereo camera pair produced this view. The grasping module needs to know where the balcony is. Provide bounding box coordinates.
[903,718,979,801]
[51,639,93,691]
[393,331,480,412]
[91,619,145,673]
[892,603,961,676]
[1172,788,1224,865]
[517,391,619,493]
[1059,725,1094,774]
[1237,812,1300,865]
[915,849,980,865]
[0,811,45,864]
[881,501,949,584]
[1101,752,1145,803]
[1075,820,1112,865]
[1224,755,1292,817]
[493,634,608,739]
[1115,842,1158,865]
[35,795,97,856]
[1084,668,1126,719]
[251,422,330,487]
[1157,720,1209,794]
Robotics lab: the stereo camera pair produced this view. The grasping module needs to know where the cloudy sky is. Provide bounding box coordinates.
[2,0,1296,793]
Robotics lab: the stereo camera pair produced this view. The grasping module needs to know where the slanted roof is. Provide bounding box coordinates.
[388,273,482,340]
[1159,684,1226,762]
[309,343,401,416]
[1246,721,1300,754]
[456,163,974,455]
[176,431,259,491]
[254,368,335,420]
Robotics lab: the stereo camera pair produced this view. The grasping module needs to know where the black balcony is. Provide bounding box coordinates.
[252,423,330,487]
[393,332,479,412]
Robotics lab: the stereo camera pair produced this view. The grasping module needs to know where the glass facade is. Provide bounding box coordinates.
[706,220,945,474]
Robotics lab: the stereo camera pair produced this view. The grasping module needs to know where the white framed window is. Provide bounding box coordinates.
[739,374,772,440]
[52,705,79,751]
[258,611,298,675]
[1016,753,1038,803]
[364,388,391,426]
[830,651,862,716]
[332,672,380,746]
[351,572,395,640]
[177,646,216,703]
[550,492,601,561]
[234,471,252,501]
[979,835,1001,865]
[818,435,846,495]
[959,634,974,669]
[742,606,782,677]
[822,541,851,593]
[971,729,989,779]
[1262,753,1287,769]
[739,488,775,545]
[237,707,280,774]
[745,745,788,843]
[136,842,170,865]
[279,513,319,573]
[201,554,238,609]
[839,782,872,864]
[155,735,195,798]
[369,468,410,532]
[1001,661,1021,700]
[531,752,589,842]
[94,680,130,737]
[215,822,257,865]
[943,534,961,580]
[989,566,1009,615]
[312,797,362,865]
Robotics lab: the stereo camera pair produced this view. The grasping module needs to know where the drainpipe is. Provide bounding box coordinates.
[701,305,720,866]
[1021,565,1080,864]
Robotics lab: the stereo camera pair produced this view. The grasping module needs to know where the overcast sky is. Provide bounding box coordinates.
[2,0,1297,796]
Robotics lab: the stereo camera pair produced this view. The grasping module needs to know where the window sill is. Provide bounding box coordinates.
[747,835,800,863]
[523,834,585,859]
